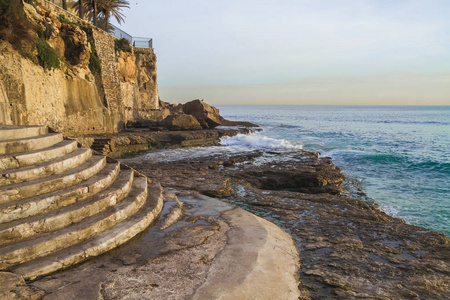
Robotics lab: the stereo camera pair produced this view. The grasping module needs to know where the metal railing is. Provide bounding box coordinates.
[110,25,133,42]
[132,37,153,49]
[44,0,153,48]
[110,25,153,49]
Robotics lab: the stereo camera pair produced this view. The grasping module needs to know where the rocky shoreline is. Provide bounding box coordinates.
[73,99,261,158]
[4,128,448,299]
[122,143,450,299]
[74,126,259,158]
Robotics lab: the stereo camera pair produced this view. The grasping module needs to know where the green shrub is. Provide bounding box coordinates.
[115,38,131,52]
[89,42,101,75]
[35,38,60,70]
[57,14,76,25]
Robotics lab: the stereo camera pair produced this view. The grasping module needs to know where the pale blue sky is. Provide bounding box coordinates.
[114,0,450,105]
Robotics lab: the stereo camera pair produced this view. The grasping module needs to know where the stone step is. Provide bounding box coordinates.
[13,183,164,280]
[0,170,135,246]
[0,155,106,203]
[0,163,120,224]
[0,176,148,270]
[0,148,92,186]
[0,125,47,140]
[0,133,63,155]
[0,140,78,171]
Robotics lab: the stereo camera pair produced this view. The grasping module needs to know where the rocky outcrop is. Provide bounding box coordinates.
[0,0,159,136]
[238,155,346,195]
[181,99,259,129]
[182,99,225,129]
[139,99,259,132]
[164,114,202,131]
[0,0,41,54]
[59,23,91,67]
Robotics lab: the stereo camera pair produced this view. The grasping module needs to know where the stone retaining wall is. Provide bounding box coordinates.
[92,29,125,130]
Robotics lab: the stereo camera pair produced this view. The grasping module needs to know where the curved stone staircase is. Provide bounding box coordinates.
[0,125,164,280]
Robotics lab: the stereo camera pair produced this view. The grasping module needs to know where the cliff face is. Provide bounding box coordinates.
[0,0,159,135]
[118,48,160,122]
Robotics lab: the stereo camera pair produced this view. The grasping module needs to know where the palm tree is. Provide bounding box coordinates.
[78,0,84,19]
[98,0,129,31]
[75,0,99,26]
[76,0,129,31]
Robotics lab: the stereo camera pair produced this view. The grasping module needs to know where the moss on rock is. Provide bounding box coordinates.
[35,37,60,70]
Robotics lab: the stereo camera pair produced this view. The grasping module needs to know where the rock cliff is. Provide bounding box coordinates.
[0,0,159,135]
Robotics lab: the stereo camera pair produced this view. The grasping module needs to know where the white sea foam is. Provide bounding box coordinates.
[120,146,227,163]
[220,133,303,150]
[120,133,303,163]
[380,204,400,217]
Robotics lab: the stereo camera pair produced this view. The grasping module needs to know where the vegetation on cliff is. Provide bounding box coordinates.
[0,0,39,55]
[75,0,130,32]
[88,41,101,74]
[35,36,60,69]
[114,37,130,52]
[0,0,98,73]
[0,0,132,74]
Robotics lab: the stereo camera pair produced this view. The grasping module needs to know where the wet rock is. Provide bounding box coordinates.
[164,114,202,131]
[231,151,345,195]
[75,127,260,158]
[123,147,450,299]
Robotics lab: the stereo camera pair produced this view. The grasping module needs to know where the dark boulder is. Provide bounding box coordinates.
[182,99,225,129]
[164,114,202,131]
[182,99,259,128]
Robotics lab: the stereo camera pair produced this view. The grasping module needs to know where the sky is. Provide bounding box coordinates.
[113,0,450,105]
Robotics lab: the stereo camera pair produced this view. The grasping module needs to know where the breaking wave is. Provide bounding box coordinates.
[122,132,304,163]
[220,133,303,150]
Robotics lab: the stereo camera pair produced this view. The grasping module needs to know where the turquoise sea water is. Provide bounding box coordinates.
[218,105,450,236]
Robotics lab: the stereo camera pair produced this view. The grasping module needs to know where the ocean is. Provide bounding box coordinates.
[218,105,450,236]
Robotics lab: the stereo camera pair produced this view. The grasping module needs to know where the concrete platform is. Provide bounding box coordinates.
[19,192,300,299]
